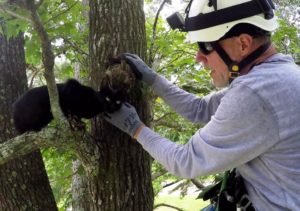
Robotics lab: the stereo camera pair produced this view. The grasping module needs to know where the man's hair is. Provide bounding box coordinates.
[221,23,271,40]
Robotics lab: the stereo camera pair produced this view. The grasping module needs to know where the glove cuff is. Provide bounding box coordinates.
[144,71,158,86]
[133,124,145,139]
[151,74,172,96]
[129,121,144,137]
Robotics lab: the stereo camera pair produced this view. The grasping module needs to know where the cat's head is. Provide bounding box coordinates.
[98,87,125,113]
[99,59,136,113]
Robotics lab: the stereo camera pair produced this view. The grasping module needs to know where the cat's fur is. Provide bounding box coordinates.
[13,79,124,134]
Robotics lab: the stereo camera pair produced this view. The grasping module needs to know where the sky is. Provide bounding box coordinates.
[144,0,187,19]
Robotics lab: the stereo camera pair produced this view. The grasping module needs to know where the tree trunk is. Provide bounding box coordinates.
[88,0,154,210]
[71,0,91,209]
[71,160,90,211]
[0,32,57,210]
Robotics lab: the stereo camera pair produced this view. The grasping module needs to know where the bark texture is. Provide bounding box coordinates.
[88,0,154,210]
[0,32,57,210]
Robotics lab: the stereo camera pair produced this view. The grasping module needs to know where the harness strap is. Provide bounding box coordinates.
[238,41,271,70]
[211,41,271,83]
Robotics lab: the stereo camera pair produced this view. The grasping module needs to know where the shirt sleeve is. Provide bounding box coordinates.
[137,84,279,178]
[152,75,227,124]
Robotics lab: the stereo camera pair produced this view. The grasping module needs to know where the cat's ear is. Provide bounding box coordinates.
[117,88,127,95]
[107,56,122,68]
[65,79,81,87]
[95,91,106,104]
[63,79,82,95]
[105,56,121,68]
[99,86,110,95]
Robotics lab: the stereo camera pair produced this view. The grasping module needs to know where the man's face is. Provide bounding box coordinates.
[196,37,242,88]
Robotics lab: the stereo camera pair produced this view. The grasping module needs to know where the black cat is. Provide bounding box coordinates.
[13,79,124,134]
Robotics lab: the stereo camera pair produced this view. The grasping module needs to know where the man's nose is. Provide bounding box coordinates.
[195,51,208,68]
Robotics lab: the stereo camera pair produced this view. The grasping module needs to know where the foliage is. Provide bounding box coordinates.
[0,6,29,37]
[42,148,75,210]
[272,18,300,61]
[273,0,300,6]
[272,3,300,63]
[145,2,216,198]
[1,0,89,84]
[1,0,89,209]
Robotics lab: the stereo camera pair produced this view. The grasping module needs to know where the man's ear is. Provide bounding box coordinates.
[238,34,253,57]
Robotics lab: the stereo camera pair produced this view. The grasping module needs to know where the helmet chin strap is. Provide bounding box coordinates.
[211,41,271,84]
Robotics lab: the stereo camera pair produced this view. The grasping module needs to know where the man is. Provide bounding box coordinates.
[105,0,300,210]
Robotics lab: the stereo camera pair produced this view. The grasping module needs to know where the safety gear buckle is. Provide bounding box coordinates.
[229,72,240,79]
[237,194,252,211]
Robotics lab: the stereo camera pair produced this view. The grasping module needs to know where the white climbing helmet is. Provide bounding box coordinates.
[184,0,279,43]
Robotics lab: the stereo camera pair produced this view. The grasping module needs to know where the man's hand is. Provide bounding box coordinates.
[121,53,157,85]
[104,103,144,137]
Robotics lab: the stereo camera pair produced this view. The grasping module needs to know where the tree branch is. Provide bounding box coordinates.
[153,112,175,123]
[191,179,205,189]
[26,63,43,88]
[45,1,79,25]
[35,0,44,9]
[63,37,89,56]
[157,52,186,72]
[0,126,100,175]
[4,1,101,177]
[154,203,184,211]
[152,169,168,180]
[12,0,64,121]
[0,4,32,22]
[149,0,170,65]
[162,179,181,189]
[169,180,189,194]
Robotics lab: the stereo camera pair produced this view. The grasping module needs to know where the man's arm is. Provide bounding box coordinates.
[121,53,226,124]
[135,84,279,178]
[152,75,226,124]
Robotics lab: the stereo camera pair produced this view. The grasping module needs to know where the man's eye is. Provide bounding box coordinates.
[105,97,111,102]
[197,42,214,55]
[116,101,121,104]
[205,43,213,51]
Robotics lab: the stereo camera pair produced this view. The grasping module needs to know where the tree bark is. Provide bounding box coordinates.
[71,160,90,211]
[88,0,154,210]
[0,32,57,210]
[71,0,91,209]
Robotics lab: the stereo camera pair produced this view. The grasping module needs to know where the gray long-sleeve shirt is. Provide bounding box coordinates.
[137,53,300,211]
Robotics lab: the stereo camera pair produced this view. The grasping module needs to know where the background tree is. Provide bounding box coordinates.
[0,0,155,210]
[0,27,57,209]
[0,1,101,210]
